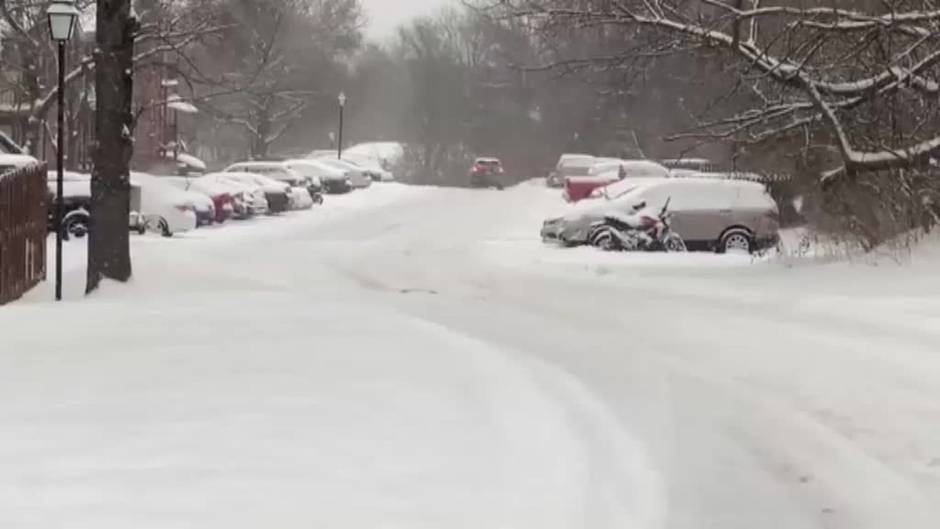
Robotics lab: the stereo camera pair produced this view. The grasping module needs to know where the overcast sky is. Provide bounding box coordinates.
[362,0,453,39]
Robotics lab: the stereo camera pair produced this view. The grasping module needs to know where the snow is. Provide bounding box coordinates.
[4,181,940,528]
[0,153,40,173]
[166,95,199,114]
[345,141,404,164]
[589,160,669,179]
[165,152,207,171]
[132,172,199,209]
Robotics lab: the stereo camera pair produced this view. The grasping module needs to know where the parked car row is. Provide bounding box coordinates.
[45,153,391,240]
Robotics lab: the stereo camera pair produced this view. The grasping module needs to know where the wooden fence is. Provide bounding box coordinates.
[0,163,48,305]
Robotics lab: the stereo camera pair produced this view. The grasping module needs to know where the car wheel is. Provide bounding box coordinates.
[145,216,172,237]
[63,215,89,239]
[719,229,753,254]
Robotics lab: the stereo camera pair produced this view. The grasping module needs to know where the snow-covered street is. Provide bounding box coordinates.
[4,182,940,529]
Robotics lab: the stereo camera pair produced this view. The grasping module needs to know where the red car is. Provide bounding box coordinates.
[208,192,236,223]
[469,157,505,190]
[564,173,621,203]
[563,160,670,203]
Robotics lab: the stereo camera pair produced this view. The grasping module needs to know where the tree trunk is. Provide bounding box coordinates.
[87,0,136,293]
[252,112,271,159]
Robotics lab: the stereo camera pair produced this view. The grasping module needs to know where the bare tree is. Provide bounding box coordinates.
[499,0,940,179]
[0,0,223,156]
[195,0,363,159]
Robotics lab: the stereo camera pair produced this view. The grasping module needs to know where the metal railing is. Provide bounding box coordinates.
[0,163,48,305]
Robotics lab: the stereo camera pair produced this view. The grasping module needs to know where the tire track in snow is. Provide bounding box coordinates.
[403,316,667,529]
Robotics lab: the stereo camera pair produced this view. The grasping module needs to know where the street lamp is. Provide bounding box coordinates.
[47,0,79,302]
[337,92,347,160]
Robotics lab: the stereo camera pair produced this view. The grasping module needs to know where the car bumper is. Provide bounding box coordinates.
[350,175,372,188]
[195,209,214,226]
[265,193,290,214]
[323,179,352,194]
[289,194,314,210]
[541,221,568,244]
[167,210,198,234]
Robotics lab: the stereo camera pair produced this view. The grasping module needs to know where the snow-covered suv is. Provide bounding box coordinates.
[542,177,780,253]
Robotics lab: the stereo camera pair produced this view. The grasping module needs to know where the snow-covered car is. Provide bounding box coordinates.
[219,171,291,214]
[286,183,314,210]
[46,171,93,237]
[345,142,404,169]
[147,152,209,177]
[189,192,217,227]
[285,159,351,194]
[542,177,780,253]
[547,153,594,187]
[131,173,199,236]
[588,159,669,180]
[565,160,670,203]
[661,158,716,172]
[313,158,372,189]
[149,176,217,227]
[44,171,155,238]
[198,173,269,218]
[343,152,395,181]
[161,177,236,224]
[224,161,323,200]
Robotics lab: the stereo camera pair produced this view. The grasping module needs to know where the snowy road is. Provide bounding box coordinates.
[4,182,940,528]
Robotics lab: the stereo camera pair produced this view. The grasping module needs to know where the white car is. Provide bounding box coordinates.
[131,173,199,236]
[218,171,293,214]
[149,176,218,226]
[161,176,237,223]
[547,153,595,187]
[197,173,269,218]
[313,158,372,189]
[345,142,404,169]
[223,161,307,186]
[285,159,350,194]
[343,152,395,181]
[243,173,313,211]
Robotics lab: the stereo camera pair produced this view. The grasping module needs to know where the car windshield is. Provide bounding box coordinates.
[10,4,935,527]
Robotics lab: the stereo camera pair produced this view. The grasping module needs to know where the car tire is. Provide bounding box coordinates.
[145,216,172,237]
[718,228,754,254]
[62,214,89,239]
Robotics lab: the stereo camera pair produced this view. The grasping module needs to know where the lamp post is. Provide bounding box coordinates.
[337,92,346,160]
[47,0,79,302]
